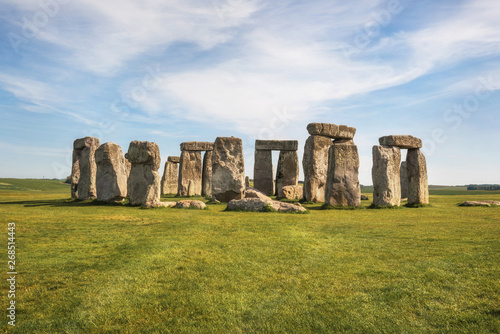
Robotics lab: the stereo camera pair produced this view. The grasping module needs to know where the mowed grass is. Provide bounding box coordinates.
[0,179,499,333]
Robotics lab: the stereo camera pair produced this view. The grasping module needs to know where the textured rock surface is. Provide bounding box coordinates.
[276,150,299,196]
[254,150,274,195]
[178,151,202,196]
[212,137,245,202]
[245,187,270,200]
[379,135,422,149]
[73,136,100,200]
[278,185,303,200]
[407,149,429,205]
[325,141,361,207]
[302,135,334,202]
[126,141,161,206]
[175,200,206,209]
[227,197,306,213]
[361,194,369,200]
[255,140,298,151]
[161,161,178,195]
[306,123,356,139]
[400,161,409,199]
[180,141,214,151]
[95,142,128,202]
[202,150,213,197]
[167,156,180,163]
[245,176,250,188]
[372,145,401,206]
[461,200,500,206]
[71,150,80,198]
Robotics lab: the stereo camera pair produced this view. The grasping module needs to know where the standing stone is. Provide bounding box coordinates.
[325,140,361,207]
[372,145,401,206]
[71,150,80,198]
[276,150,299,196]
[212,137,245,202]
[161,160,179,195]
[95,142,128,202]
[407,149,429,205]
[254,150,274,195]
[178,151,202,196]
[73,137,100,200]
[126,141,161,206]
[202,150,213,197]
[302,135,334,202]
[400,161,409,199]
[245,176,250,188]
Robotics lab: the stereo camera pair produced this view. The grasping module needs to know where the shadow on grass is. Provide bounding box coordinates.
[0,198,129,208]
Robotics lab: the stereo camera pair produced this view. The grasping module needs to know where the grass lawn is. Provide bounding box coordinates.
[0,179,499,333]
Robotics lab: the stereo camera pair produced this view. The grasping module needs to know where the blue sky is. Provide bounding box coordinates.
[0,0,499,185]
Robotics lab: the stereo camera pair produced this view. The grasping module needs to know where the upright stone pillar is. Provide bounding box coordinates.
[202,150,213,197]
[372,145,401,206]
[71,150,80,198]
[72,136,100,200]
[276,150,299,196]
[325,140,361,207]
[178,151,202,196]
[212,137,245,202]
[126,141,161,206]
[95,142,128,202]
[161,156,179,195]
[254,150,274,195]
[407,149,429,205]
[302,136,333,202]
[400,161,409,199]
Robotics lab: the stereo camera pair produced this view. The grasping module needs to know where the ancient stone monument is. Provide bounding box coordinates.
[400,161,409,199]
[253,140,299,196]
[178,141,213,196]
[372,135,428,206]
[126,141,161,206]
[202,150,213,197]
[212,136,245,202]
[95,142,129,202]
[72,136,100,200]
[161,156,180,195]
[303,123,358,205]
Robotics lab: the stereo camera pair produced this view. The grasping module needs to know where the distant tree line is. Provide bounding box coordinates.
[467,184,500,190]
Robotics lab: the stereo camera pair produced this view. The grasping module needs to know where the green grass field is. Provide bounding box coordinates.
[0,179,499,333]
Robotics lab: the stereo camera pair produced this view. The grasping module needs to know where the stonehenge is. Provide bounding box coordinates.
[372,135,428,206]
[126,141,161,206]
[72,136,100,200]
[161,156,180,195]
[202,150,213,197]
[177,141,213,196]
[212,136,245,202]
[95,142,129,202]
[253,140,299,196]
[302,135,333,202]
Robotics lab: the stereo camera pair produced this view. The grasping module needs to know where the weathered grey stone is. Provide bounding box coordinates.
[245,187,270,200]
[126,141,161,206]
[95,142,128,202]
[125,140,161,169]
[161,161,178,195]
[175,200,206,209]
[306,123,356,139]
[180,141,214,151]
[254,150,274,195]
[461,200,500,207]
[372,145,401,206]
[245,176,250,188]
[202,150,213,197]
[145,201,176,208]
[325,141,361,207]
[167,156,180,163]
[73,136,100,200]
[255,140,298,151]
[212,137,245,202]
[302,135,334,202]
[407,149,429,205]
[227,197,306,213]
[71,150,80,198]
[278,185,303,200]
[379,135,422,149]
[400,161,409,199]
[178,151,202,196]
[276,150,299,195]
[361,194,369,200]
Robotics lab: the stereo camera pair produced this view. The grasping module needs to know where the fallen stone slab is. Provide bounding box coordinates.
[144,201,177,208]
[227,197,306,213]
[306,123,356,139]
[255,140,298,151]
[460,201,500,207]
[180,142,214,151]
[278,185,303,200]
[245,187,270,200]
[175,200,206,209]
[379,135,422,149]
